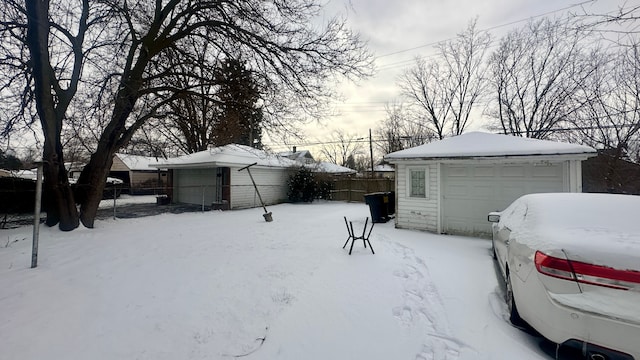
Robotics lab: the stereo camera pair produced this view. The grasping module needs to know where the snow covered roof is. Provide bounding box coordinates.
[115,153,163,171]
[373,164,394,172]
[13,169,37,180]
[278,150,315,163]
[385,132,596,161]
[151,144,299,169]
[305,161,356,174]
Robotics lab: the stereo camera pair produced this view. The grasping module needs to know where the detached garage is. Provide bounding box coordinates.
[152,144,297,210]
[384,132,596,238]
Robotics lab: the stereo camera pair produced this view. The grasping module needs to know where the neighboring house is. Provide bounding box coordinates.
[110,153,167,194]
[278,147,315,165]
[151,144,298,210]
[65,162,85,181]
[374,164,395,178]
[12,169,37,180]
[278,148,356,175]
[361,163,395,179]
[0,169,13,177]
[384,132,596,238]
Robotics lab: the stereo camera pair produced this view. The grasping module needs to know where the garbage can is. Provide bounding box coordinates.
[386,191,395,216]
[364,192,389,223]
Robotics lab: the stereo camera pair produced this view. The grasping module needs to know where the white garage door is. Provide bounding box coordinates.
[442,163,565,237]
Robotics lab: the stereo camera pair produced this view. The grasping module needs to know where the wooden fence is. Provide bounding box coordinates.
[330,177,394,202]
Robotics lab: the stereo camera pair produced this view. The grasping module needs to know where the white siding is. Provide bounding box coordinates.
[441,162,565,238]
[174,166,288,209]
[395,162,439,232]
[229,167,288,209]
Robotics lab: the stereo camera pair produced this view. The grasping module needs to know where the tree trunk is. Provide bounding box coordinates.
[41,145,80,231]
[77,149,115,228]
[25,0,79,231]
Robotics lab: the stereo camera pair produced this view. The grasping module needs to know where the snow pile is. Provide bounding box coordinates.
[1,201,549,360]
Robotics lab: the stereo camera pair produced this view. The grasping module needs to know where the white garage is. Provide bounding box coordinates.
[384,132,596,238]
[152,144,298,210]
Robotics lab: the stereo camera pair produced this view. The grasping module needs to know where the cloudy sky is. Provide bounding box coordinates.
[266,0,638,155]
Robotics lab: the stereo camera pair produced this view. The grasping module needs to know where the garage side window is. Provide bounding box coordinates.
[408,168,427,198]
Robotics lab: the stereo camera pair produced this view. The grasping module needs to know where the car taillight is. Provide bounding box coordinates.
[534,251,640,290]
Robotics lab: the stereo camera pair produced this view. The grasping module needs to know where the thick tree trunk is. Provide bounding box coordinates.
[26,0,79,231]
[42,145,80,231]
[77,149,115,228]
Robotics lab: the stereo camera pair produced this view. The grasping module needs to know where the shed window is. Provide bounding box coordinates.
[409,168,427,198]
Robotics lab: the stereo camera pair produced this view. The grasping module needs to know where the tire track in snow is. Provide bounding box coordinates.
[388,241,471,360]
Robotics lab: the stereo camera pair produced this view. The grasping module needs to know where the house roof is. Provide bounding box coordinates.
[151,144,298,169]
[115,153,163,171]
[305,161,356,174]
[385,132,596,160]
[373,164,394,172]
[278,150,315,163]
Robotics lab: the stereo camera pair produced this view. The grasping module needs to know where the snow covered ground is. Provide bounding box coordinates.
[1,200,555,359]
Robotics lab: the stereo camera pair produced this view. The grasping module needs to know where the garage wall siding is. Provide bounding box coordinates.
[395,163,439,232]
[174,167,289,209]
[230,167,289,209]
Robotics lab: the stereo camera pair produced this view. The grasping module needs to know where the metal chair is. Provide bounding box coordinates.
[343,216,375,255]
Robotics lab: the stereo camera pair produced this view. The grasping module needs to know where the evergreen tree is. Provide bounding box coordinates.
[213,58,263,148]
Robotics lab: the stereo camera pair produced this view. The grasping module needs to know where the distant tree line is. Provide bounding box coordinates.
[378,8,640,171]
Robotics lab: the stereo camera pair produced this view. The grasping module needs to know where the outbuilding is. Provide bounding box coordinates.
[110,153,166,194]
[384,132,596,238]
[152,144,298,210]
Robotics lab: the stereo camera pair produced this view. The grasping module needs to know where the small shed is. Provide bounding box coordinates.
[384,132,596,238]
[152,144,298,210]
[110,153,166,194]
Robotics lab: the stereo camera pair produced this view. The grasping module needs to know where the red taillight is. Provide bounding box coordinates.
[534,251,640,290]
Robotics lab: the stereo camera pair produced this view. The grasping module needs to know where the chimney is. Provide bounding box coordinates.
[293,146,297,153]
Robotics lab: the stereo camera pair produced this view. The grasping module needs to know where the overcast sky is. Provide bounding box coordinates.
[266,0,639,155]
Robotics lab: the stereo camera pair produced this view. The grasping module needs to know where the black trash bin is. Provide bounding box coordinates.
[364,192,389,223]
[386,191,395,216]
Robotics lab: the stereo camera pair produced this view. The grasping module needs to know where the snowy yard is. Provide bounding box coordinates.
[1,200,555,359]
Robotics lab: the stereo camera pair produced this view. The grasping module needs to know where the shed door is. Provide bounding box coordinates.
[441,163,565,237]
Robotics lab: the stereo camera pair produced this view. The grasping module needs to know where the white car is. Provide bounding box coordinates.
[488,193,640,360]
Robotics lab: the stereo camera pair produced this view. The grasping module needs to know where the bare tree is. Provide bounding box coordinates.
[487,17,598,139]
[0,0,373,229]
[375,101,434,155]
[399,20,491,140]
[570,39,640,191]
[319,129,364,167]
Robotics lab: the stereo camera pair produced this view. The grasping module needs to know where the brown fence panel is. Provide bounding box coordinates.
[331,178,394,202]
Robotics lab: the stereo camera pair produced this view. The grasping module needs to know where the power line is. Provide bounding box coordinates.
[375,0,599,60]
